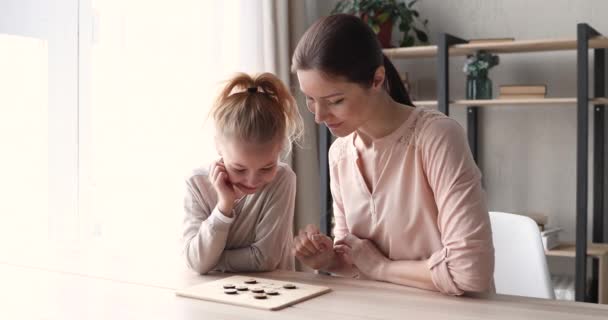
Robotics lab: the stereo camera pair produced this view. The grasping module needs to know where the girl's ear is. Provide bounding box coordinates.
[371,66,386,91]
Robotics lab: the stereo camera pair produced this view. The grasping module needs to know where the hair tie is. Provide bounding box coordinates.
[247,87,258,93]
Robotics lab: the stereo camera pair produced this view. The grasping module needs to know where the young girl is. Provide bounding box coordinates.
[182,72,303,274]
[291,14,494,295]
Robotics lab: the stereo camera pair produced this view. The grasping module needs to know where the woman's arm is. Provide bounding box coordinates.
[381,259,436,291]
[420,117,495,295]
[335,234,437,290]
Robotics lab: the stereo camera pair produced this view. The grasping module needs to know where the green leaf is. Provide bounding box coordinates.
[401,35,415,47]
[332,0,354,14]
[377,12,391,23]
[330,0,430,45]
[360,1,375,12]
[413,27,428,43]
[401,8,412,20]
[391,7,400,17]
[399,12,412,26]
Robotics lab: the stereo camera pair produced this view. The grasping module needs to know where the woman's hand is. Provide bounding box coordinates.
[209,159,243,216]
[292,224,335,270]
[334,233,391,281]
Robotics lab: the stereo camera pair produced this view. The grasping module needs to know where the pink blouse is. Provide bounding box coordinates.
[329,107,494,295]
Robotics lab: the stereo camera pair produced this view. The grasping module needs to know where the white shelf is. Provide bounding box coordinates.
[384,37,608,59]
[413,97,608,107]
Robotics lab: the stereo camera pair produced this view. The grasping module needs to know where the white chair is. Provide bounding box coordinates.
[489,211,555,299]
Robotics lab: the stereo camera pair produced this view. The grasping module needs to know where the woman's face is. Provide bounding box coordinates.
[296,68,383,137]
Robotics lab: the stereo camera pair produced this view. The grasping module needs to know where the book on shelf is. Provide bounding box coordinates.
[499,85,547,95]
[541,227,563,250]
[497,94,547,100]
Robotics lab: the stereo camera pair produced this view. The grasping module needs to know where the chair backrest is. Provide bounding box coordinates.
[489,211,555,299]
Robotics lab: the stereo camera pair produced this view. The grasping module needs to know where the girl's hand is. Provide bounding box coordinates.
[334,233,391,281]
[292,224,335,270]
[209,159,243,216]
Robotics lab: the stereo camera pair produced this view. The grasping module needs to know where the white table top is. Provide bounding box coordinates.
[1,261,607,319]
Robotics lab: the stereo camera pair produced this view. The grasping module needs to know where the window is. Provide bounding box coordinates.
[0,34,49,252]
[0,0,79,258]
[1,1,276,269]
[80,0,269,259]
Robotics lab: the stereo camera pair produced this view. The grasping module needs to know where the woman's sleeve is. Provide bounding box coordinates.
[328,142,349,240]
[420,118,495,295]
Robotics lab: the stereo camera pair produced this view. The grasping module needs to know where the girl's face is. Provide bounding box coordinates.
[216,136,282,195]
[297,68,384,137]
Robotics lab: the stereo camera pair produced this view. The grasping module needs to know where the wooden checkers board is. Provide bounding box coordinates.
[176,275,331,311]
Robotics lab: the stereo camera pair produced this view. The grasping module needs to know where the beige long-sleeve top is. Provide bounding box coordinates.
[182,162,295,274]
[329,107,494,295]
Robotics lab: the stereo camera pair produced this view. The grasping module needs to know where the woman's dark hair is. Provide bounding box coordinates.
[292,14,413,106]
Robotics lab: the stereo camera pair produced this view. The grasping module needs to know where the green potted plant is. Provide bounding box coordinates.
[331,0,429,48]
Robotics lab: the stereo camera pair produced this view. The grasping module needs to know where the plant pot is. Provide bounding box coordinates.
[376,19,393,48]
[466,73,493,100]
[361,14,393,48]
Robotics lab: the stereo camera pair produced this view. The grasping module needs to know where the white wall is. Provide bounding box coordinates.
[314,0,608,276]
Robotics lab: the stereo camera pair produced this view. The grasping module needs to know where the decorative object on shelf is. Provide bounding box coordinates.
[463,50,500,99]
[331,0,429,48]
[541,227,563,250]
[498,84,547,99]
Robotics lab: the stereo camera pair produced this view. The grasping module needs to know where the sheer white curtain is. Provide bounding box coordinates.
[78,0,291,266]
[0,1,292,277]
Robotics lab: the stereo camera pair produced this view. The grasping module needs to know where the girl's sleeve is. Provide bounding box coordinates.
[214,168,296,272]
[182,174,232,274]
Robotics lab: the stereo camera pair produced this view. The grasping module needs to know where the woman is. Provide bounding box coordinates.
[291,14,494,295]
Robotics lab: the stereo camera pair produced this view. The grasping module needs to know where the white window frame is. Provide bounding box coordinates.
[0,0,80,249]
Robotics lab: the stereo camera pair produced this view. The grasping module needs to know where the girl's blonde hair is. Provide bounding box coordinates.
[211,72,303,155]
